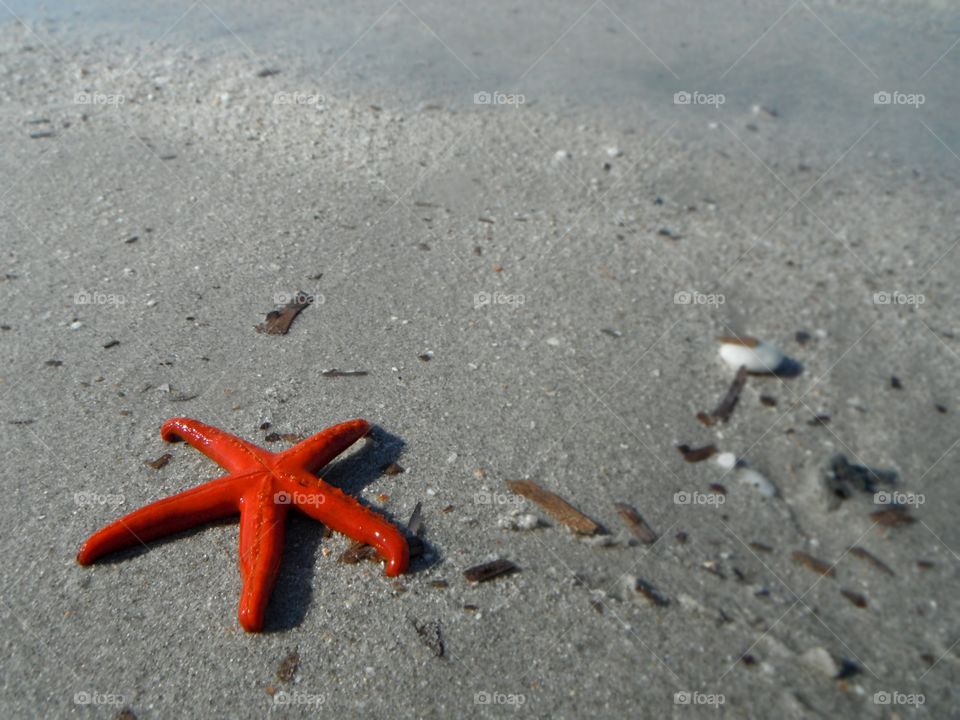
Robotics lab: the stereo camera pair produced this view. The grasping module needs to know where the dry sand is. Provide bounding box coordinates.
[1,1,959,718]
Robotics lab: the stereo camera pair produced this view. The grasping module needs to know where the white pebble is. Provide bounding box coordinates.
[70,320,83,330]
[715,452,737,471]
[800,647,838,677]
[718,337,785,373]
[736,467,777,498]
[497,513,540,531]
[554,150,571,161]
[605,146,622,158]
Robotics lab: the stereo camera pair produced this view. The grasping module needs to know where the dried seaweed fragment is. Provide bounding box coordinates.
[338,542,377,565]
[412,618,445,658]
[506,480,601,535]
[464,558,518,583]
[630,578,670,607]
[840,589,868,608]
[256,291,313,335]
[700,366,748,424]
[320,368,369,377]
[825,454,897,502]
[276,650,300,682]
[144,453,172,470]
[849,546,894,576]
[792,550,836,577]
[614,502,657,544]
[676,444,717,463]
[871,505,915,527]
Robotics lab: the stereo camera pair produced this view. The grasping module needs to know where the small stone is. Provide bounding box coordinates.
[800,647,838,677]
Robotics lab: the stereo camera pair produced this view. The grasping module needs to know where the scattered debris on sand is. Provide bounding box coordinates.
[717,336,786,374]
[698,366,748,425]
[320,368,369,377]
[676,444,717,463]
[792,550,836,577]
[256,292,313,335]
[613,502,657,544]
[464,559,519,583]
[412,618,445,658]
[506,480,602,535]
[849,546,895,576]
[144,453,172,470]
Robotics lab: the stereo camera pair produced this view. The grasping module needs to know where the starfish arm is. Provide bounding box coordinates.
[279,419,370,474]
[288,476,409,577]
[160,417,273,475]
[76,473,247,565]
[237,483,288,632]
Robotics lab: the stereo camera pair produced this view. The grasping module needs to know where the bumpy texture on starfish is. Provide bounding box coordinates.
[77,417,410,632]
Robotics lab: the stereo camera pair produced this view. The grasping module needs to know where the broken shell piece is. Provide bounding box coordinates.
[717,336,785,373]
[497,513,541,531]
[736,467,778,498]
[715,452,738,471]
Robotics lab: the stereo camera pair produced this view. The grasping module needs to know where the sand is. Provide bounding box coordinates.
[1,1,959,718]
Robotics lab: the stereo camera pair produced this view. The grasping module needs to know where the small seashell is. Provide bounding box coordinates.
[717,336,785,373]
[800,647,838,677]
[736,467,777,498]
[715,452,737,471]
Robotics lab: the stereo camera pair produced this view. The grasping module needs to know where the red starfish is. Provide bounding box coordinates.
[77,417,409,632]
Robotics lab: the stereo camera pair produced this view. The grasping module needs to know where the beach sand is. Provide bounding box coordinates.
[1,1,959,717]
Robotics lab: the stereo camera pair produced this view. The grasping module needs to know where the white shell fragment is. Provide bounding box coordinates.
[717,336,785,373]
[715,452,738,471]
[497,513,540,531]
[736,467,778,498]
